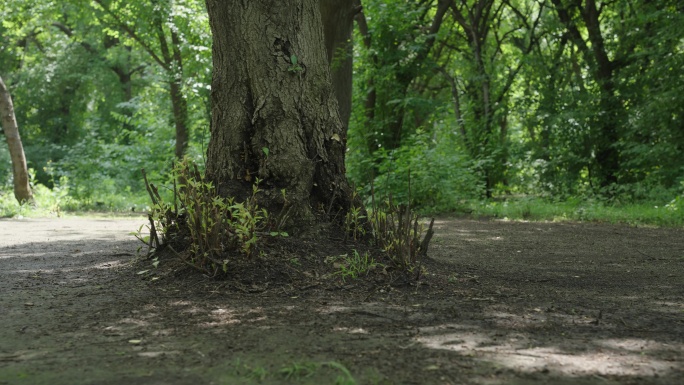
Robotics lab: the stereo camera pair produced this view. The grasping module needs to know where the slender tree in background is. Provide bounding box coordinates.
[204,0,356,233]
[92,0,191,159]
[549,0,622,190]
[0,76,33,203]
[356,0,450,154]
[443,0,543,197]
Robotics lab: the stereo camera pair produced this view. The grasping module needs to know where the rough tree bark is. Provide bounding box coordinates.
[205,0,355,234]
[0,76,33,203]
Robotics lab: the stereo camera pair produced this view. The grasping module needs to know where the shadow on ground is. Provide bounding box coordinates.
[0,217,682,384]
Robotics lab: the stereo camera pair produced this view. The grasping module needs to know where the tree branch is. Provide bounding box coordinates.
[91,0,169,71]
[51,22,97,54]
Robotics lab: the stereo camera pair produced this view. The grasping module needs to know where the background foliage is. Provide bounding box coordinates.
[1,0,682,226]
[0,0,210,211]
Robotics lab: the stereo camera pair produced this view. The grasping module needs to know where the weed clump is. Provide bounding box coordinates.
[368,198,434,279]
[137,159,267,277]
[343,174,435,281]
[137,161,435,283]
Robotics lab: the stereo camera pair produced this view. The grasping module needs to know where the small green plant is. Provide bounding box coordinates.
[288,54,303,73]
[344,189,366,241]
[665,184,683,213]
[279,361,356,385]
[245,366,268,381]
[227,359,357,384]
[368,175,434,279]
[139,158,268,277]
[334,250,380,281]
[230,359,268,381]
[279,361,318,379]
[324,361,357,385]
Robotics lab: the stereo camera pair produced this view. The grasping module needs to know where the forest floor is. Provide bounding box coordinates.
[0,216,682,385]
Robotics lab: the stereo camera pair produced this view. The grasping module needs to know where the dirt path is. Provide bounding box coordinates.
[0,217,682,384]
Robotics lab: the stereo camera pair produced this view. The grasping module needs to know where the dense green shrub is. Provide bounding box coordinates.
[349,129,482,213]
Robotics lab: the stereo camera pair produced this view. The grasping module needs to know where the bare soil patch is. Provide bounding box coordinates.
[0,217,682,384]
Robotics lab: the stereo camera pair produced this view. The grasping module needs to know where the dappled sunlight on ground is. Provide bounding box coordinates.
[433,226,503,244]
[119,317,152,328]
[91,260,126,269]
[333,326,370,334]
[415,324,676,378]
[652,301,684,312]
[484,307,603,329]
[317,304,351,314]
[202,307,242,327]
[1,217,682,384]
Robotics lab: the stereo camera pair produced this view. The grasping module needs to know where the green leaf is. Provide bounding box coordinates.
[262,147,270,157]
[290,54,297,65]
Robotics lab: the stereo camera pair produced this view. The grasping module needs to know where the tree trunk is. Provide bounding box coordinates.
[205,0,355,234]
[170,79,189,159]
[155,14,189,159]
[0,76,33,204]
[582,0,620,189]
[170,28,189,159]
[551,0,622,190]
[319,0,355,130]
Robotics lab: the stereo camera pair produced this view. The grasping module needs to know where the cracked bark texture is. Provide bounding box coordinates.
[205,0,354,234]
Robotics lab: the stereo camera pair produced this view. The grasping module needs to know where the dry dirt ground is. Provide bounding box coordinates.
[0,216,682,385]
